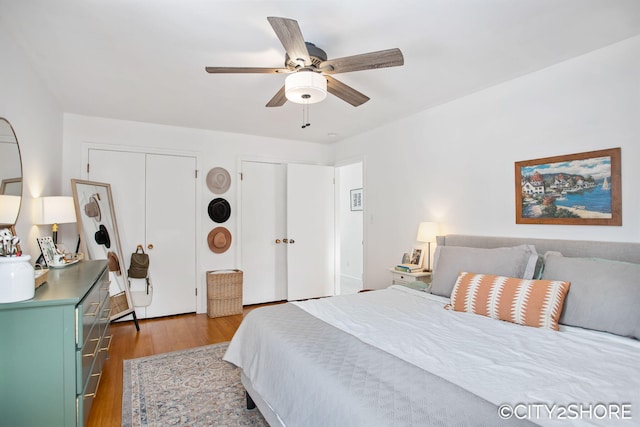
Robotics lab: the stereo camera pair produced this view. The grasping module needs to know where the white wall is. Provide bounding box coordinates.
[334,36,640,289]
[62,114,333,311]
[0,24,64,259]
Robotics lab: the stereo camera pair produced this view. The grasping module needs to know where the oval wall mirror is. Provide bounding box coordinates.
[0,118,22,227]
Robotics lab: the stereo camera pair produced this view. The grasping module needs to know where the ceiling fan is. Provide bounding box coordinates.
[205,17,404,108]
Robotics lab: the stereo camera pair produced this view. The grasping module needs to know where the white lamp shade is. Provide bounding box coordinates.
[36,196,77,225]
[0,195,21,224]
[416,222,438,243]
[285,71,327,104]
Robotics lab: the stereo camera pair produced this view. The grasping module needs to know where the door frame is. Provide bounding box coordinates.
[237,155,365,297]
[82,142,204,312]
[334,156,366,294]
[236,156,337,295]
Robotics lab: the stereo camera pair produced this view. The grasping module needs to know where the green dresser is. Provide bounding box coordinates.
[0,260,110,427]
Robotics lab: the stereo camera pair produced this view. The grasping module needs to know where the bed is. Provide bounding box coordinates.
[224,235,640,426]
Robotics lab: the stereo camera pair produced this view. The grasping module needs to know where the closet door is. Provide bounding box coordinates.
[240,161,334,304]
[88,149,197,318]
[144,154,197,317]
[86,150,145,303]
[286,164,335,301]
[240,161,287,305]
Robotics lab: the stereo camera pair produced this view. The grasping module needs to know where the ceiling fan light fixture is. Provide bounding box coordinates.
[285,71,327,104]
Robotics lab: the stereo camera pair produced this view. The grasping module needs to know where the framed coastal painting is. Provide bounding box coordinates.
[515,148,621,226]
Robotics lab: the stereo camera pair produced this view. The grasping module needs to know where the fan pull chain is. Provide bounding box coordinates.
[301,95,311,129]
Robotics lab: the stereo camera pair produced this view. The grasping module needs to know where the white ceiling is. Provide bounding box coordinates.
[2,0,640,144]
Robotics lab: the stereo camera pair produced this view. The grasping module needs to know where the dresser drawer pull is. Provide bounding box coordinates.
[83,338,100,358]
[84,302,100,317]
[100,335,112,352]
[83,372,102,398]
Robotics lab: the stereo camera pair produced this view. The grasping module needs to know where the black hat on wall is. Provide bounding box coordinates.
[208,198,231,223]
[94,224,111,248]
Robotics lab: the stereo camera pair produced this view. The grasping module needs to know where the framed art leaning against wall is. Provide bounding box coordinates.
[515,147,621,226]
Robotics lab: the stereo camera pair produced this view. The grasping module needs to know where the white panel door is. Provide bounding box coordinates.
[88,149,197,318]
[240,161,287,305]
[144,154,197,317]
[286,164,335,301]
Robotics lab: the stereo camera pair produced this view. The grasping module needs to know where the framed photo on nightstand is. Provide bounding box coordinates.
[409,245,426,268]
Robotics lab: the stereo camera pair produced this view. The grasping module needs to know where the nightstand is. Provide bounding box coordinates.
[389,268,432,291]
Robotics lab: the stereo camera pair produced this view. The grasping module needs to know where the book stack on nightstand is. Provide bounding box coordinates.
[389,267,432,292]
[394,263,423,273]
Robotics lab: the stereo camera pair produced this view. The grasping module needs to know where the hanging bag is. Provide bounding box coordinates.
[128,245,149,279]
[130,276,153,307]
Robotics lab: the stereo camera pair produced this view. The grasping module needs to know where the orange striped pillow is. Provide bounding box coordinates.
[447,272,570,330]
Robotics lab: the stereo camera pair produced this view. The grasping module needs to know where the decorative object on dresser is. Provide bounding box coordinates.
[36,236,57,266]
[71,179,139,331]
[0,260,111,426]
[36,235,82,269]
[0,227,34,303]
[515,147,621,226]
[34,263,49,288]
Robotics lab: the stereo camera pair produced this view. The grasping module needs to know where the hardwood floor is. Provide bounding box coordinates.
[87,304,277,427]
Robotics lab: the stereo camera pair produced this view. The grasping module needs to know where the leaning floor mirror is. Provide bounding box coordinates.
[71,179,139,331]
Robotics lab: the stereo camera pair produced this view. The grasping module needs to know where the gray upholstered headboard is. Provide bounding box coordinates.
[436,234,640,264]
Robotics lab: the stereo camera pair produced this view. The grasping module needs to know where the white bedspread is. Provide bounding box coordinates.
[292,286,640,427]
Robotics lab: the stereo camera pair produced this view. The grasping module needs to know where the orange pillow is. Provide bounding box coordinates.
[447,272,570,330]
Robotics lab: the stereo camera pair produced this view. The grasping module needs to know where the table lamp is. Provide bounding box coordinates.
[416,221,438,271]
[36,196,77,244]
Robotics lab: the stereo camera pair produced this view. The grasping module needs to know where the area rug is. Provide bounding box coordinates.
[122,342,268,427]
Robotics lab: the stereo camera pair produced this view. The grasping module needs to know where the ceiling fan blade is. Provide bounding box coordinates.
[320,48,404,74]
[266,86,287,107]
[325,75,370,107]
[267,17,311,66]
[205,67,288,74]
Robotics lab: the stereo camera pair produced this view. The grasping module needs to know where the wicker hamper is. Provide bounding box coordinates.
[207,269,243,318]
